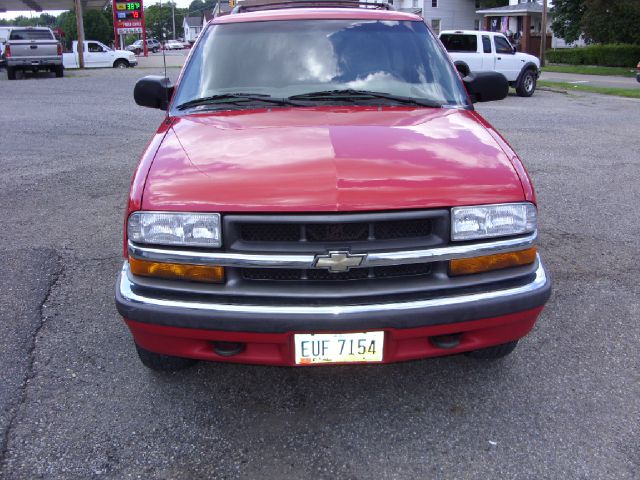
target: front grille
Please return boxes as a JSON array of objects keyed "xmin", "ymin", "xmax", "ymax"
[
  {"xmin": 241, "ymin": 263, "xmax": 432, "ymax": 282},
  {"xmin": 227, "ymin": 211, "xmax": 448, "ymax": 287},
  {"xmin": 307, "ymin": 222, "xmax": 369, "ymax": 242},
  {"xmin": 238, "ymin": 218, "xmax": 432, "ymax": 243},
  {"xmin": 241, "ymin": 223, "xmax": 300, "ymax": 242}
]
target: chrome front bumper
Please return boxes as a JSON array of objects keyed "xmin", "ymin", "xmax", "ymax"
[{"xmin": 115, "ymin": 255, "xmax": 551, "ymax": 333}]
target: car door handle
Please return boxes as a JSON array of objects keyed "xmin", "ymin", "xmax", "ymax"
[
  {"xmin": 497, "ymin": 57, "xmax": 501, "ymax": 60},
  {"xmin": 30, "ymin": 45, "xmax": 37, "ymax": 49}
]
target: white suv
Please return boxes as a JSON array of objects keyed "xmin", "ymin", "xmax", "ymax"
[{"xmin": 439, "ymin": 30, "xmax": 540, "ymax": 97}]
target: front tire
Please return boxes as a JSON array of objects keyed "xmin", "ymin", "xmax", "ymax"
[
  {"xmin": 114, "ymin": 59, "xmax": 129, "ymax": 69},
  {"xmin": 135, "ymin": 344, "xmax": 198, "ymax": 371},
  {"xmin": 516, "ymin": 69, "xmax": 536, "ymax": 97},
  {"xmin": 464, "ymin": 340, "xmax": 519, "ymax": 359},
  {"xmin": 6, "ymin": 66, "xmax": 16, "ymax": 80}
]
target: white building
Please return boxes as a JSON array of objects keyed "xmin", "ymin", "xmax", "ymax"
[
  {"xmin": 183, "ymin": 16, "xmax": 203, "ymax": 43},
  {"xmin": 395, "ymin": 0, "xmax": 481, "ymax": 34}
]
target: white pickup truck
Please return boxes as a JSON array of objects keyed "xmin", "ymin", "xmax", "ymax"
[
  {"xmin": 63, "ymin": 40, "xmax": 137, "ymax": 69},
  {"xmin": 439, "ymin": 30, "xmax": 540, "ymax": 97}
]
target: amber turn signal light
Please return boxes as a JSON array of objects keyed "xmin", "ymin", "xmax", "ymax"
[
  {"xmin": 129, "ymin": 257, "xmax": 225, "ymax": 283},
  {"xmin": 449, "ymin": 247, "xmax": 537, "ymax": 276}
]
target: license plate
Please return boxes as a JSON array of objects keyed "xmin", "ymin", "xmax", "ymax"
[{"xmin": 294, "ymin": 331, "xmax": 384, "ymax": 365}]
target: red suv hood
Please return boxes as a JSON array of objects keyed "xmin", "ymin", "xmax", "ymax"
[{"xmin": 142, "ymin": 107, "xmax": 525, "ymax": 212}]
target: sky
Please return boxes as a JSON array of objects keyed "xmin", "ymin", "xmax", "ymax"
[{"xmin": 0, "ymin": 0, "xmax": 192, "ymax": 20}]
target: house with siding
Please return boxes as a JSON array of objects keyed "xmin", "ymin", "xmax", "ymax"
[
  {"xmin": 394, "ymin": 0, "xmax": 481, "ymax": 34},
  {"xmin": 183, "ymin": 16, "xmax": 203, "ymax": 43}
]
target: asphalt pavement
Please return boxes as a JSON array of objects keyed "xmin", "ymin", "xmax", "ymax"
[
  {"xmin": 135, "ymin": 50, "xmax": 188, "ymax": 69},
  {"xmin": 540, "ymin": 70, "xmax": 640, "ymax": 89},
  {"xmin": 0, "ymin": 68, "xmax": 638, "ymax": 479}
]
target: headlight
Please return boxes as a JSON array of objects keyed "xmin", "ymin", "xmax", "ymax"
[
  {"xmin": 128, "ymin": 212, "xmax": 221, "ymax": 247},
  {"xmin": 451, "ymin": 203, "xmax": 536, "ymax": 241}
]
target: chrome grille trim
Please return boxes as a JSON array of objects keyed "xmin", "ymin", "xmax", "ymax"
[{"xmin": 127, "ymin": 231, "xmax": 537, "ymax": 269}]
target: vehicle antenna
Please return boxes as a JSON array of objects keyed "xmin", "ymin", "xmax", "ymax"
[{"xmin": 160, "ymin": 0, "xmax": 170, "ymax": 123}]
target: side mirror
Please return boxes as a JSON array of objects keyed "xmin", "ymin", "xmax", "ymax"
[
  {"xmin": 512, "ymin": 45, "xmax": 517, "ymax": 53},
  {"xmin": 134, "ymin": 75, "xmax": 174, "ymax": 110},
  {"xmin": 463, "ymin": 71, "xmax": 509, "ymax": 103}
]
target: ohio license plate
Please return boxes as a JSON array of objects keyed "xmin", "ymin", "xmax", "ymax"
[{"xmin": 294, "ymin": 331, "xmax": 384, "ymax": 365}]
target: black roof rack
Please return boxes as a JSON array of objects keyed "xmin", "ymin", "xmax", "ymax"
[{"xmin": 232, "ymin": 1, "xmax": 394, "ymax": 14}]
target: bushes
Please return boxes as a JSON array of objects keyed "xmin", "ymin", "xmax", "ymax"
[{"xmin": 547, "ymin": 44, "xmax": 640, "ymax": 68}]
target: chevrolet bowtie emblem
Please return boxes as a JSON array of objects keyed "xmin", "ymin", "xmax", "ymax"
[{"xmin": 313, "ymin": 251, "xmax": 367, "ymax": 273}]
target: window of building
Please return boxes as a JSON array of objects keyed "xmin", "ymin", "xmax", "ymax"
[
  {"xmin": 474, "ymin": 19, "xmax": 480, "ymax": 31},
  {"xmin": 412, "ymin": 0, "xmax": 418, "ymax": 8},
  {"xmin": 431, "ymin": 18, "xmax": 441, "ymax": 35},
  {"xmin": 432, "ymin": 0, "xmax": 438, "ymax": 7}
]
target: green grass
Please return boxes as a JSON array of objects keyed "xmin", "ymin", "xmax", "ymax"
[
  {"xmin": 538, "ymin": 80, "xmax": 640, "ymax": 99},
  {"xmin": 543, "ymin": 64, "xmax": 636, "ymax": 78}
]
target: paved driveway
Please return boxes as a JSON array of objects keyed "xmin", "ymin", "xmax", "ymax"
[{"xmin": 0, "ymin": 69, "xmax": 638, "ymax": 479}]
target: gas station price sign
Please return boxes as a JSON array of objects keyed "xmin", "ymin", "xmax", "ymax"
[
  {"xmin": 116, "ymin": 2, "xmax": 142, "ymax": 20},
  {"xmin": 113, "ymin": 0, "xmax": 144, "ymax": 34}
]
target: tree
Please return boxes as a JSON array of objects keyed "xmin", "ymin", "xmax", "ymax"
[
  {"xmin": 187, "ymin": 0, "xmax": 217, "ymax": 15},
  {"xmin": 551, "ymin": 0, "xmax": 586, "ymax": 43},
  {"xmin": 552, "ymin": 0, "xmax": 640, "ymax": 44},
  {"xmin": 144, "ymin": 3, "xmax": 180, "ymax": 40},
  {"xmin": 84, "ymin": 10, "xmax": 112, "ymax": 45},
  {"xmin": 581, "ymin": 0, "xmax": 640, "ymax": 44},
  {"xmin": 56, "ymin": 9, "xmax": 112, "ymax": 49},
  {"xmin": 0, "ymin": 14, "xmax": 56, "ymax": 27},
  {"xmin": 103, "ymin": 4, "xmax": 114, "ymax": 34},
  {"xmin": 57, "ymin": 11, "xmax": 77, "ymax": 48},
  {"xmin": 188, "ymin": 0, "xmax": 206, "ymax": 12}
]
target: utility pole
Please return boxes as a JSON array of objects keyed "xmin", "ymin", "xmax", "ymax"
[
  {"xmin": 74, "ymin": 0, "xmax": 85, "ymax": 69},
  {"xmin": 540, "ymin": 0, "xmax": 547, "ymax": 67},
  {"xmin": 171, "ymin": 1, "xmax": 176, "ymax": 40}
]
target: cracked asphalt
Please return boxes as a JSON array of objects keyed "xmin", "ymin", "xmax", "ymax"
[{"xmin": 0, "ymin": 69, "xmax": 638, "ymax": 479}]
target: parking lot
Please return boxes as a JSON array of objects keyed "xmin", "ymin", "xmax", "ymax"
[{"xmin": 0, "ymin": 68, "xmax": 638, "ymax": 479}]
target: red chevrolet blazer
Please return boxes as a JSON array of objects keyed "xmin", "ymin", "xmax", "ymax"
[{"xmin": 116, "ymin": 2, "xmax": 551, "ymax": 370}]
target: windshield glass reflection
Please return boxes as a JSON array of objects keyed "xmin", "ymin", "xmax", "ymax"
[{"xmin": 173, "ymin": 19, "xmax": 468, "ymax": 110}]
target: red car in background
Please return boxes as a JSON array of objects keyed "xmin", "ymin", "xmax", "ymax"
[{"xmin": 116, "ymin": 2, "xmax": 551, "ymax": 371}]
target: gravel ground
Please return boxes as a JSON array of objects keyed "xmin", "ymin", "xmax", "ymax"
[{"xmin": 0, "ymin": 68, "xmax": 638, "ymax": 479}]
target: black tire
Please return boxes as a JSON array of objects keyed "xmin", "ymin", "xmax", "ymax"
[
  {"xmin": 135, "ymin": 344, "xmax": 198, "ymax": 371},
  {"xmin": 516, "ymin": 69, "xmax": 536, "ymax": 97},
  {"xmin": 6, "ymin": 66, "xmax": 16, "ymax": 80},
  {"xmin": 135, "ymin": 48, "xmax": 141, "ymax": 55},
  {"xmin": 54, "ymin": 65, "xmax": 63, "ymax": 78},
  {"xmin": 114, "ymin": 59, "xmax": 129, "ymax": 69},
  {"xmin": 152, "ymin": 47, "xmax": 158, "ymax": 53},
  {"xmin": 464, "ymin": 340, "xmax": 519, "ymax": 359}
]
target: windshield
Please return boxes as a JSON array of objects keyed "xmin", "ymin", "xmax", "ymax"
[
  {"xmin": 172, "ymin": 19, "xmax": 469, "ymax": 112},
  {"xmin": 9, "ymin": 29, "xmax": 54, "ymax": 41}
]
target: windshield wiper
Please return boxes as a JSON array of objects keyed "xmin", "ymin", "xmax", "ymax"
[
  {"xmin": 176, "ymin": 93, "xmax": 299, "ymax": 111},
  {"xmin": 287, "ymin": 89, "xmax": 442, "ymax": 108}
]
